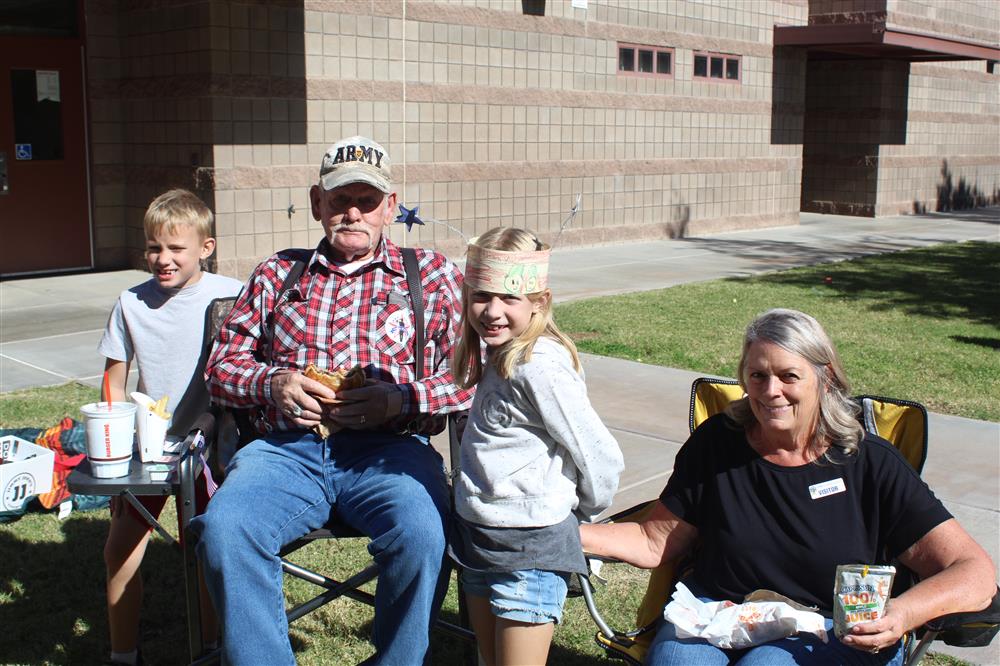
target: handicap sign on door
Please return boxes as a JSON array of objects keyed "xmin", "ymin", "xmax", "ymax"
[{"xmin": 15, "ymin": 144, "xmax": 32, "ymax": 160}]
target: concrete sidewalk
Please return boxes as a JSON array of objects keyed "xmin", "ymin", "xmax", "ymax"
[{"xmin": 2, "ymin": 208, "xmax": 998, "ymax": 663}]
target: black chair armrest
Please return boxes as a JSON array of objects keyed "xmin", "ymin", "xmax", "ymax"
[
  {"xmin": 925, "ymin": 586, "xmax": 1000, "ymax": 648},
  {"xmin": 184, "ymin": 412, "xmax": 216, "ymax": 452},
  {"xmin": 926, "ymin": 586, "xmax": 1000, "ymax": 631}
]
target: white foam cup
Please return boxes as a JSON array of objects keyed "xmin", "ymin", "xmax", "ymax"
[
  {"xmin": 80, "ymin": 402, "xmax": 137, "ymax": 478},
  {"xmin": 131, "ymin": 392, "xmax": 171, "ymax": 463}
]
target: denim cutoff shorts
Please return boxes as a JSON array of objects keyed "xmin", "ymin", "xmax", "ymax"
[{"xmin": 461, "ymin": 568, "xmax": 570, "ymax": 624}]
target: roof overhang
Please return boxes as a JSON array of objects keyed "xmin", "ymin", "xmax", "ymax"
[{"xmin": 774, "ymin": 23, "xmax": 1000, "ymax": 62}]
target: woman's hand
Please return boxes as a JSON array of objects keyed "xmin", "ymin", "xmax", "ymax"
[
  {"xmin": 840, "ymin": 603, "xmax": 911, "ymax": 654},
  {"xmin": 842, "ymin": 518, "xmax": 995, "ymax": 654}
]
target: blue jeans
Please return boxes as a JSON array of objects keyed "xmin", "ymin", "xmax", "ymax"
[
  {"xmin": 646, "ymin": 580, "xmax": 904, "ymax": 666},
  {"xmin": 190, "ymin": 430, "xmax": 451, "ymax": 665},
  {"xmin": 462, "ymin": 569, "xmax": 570, "ymax": 624}
]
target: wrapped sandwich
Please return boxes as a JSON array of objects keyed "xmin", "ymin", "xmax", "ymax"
[{"xmin": 303, "ymin": 364, "xmax": 366, "ymax": 438}]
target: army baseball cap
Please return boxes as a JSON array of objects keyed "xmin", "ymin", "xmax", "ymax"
[{"xmin": 318, "ymin": 136, "xmax": 392, "ymax": 193}]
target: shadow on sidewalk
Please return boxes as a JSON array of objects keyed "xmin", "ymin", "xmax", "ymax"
[{"xmin": 676, "ymin": 230, "xmax": 971, "ymax": 270}]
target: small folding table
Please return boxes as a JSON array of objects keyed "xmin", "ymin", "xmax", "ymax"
[{"xmin": 68, "ymin": 415, "xmax": 214, "ymax": 663}]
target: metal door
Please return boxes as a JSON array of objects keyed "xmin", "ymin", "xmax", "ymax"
[{"xmin": 0, "ymin": 33, "xmax": 91, "ymax": 275}]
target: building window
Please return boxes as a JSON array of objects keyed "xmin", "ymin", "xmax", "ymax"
[
  {"xmin": 618, "ymin": 43, "xmax": 673, "ymax": 78},
  {"xmin": 522, "ymin": 0, "xmax": 545, "ymax": 16},
  {"xmin": 988, "ymin": 60, "xmax": 997, "ymax": 75},
  {"xmin": 694, "ymin": 51, "xmax": 740, "ymax": 83}
]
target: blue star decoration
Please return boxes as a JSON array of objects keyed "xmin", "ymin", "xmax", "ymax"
[{"xmin": 395, "ymin": 204, "xmax": 424, "ymax": 231}]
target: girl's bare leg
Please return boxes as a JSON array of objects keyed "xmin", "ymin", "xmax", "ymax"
[
  {"xmin": 466, "ymin": 593, "xmax": 498, "ymax": 666},
  {"xmin": 496, "ymin": 617, "xmax": 554, "ymax": 666}
]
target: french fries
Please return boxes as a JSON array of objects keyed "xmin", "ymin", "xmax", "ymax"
[{"xmin": 149, "ymin": 395, "xmax": 171, "ymax": 420}]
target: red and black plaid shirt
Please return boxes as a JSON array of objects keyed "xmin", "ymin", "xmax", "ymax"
[{"xmin": 206, "ymin": 237, "xmax": 473, "ymax": 434}]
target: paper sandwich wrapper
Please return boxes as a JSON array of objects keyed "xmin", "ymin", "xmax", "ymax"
[{"xmin": 664, "ymin": 582, "xmax": 828, "ymax": 650}]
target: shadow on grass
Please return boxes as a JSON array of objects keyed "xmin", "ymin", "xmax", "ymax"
[
  {"xmin": 952, "ymin": 335, "xmax": 1000, "ymax": 350},
  {"xmin": 548, "ymin": 643, "xmax": 617, "ymax": 666},
  {"xmin": 670, "ymin": 239, "xmax": 998, "ymax": 330},
  {"xmin": 0, "ymin": 513, "xmax": 627, "ymax": 666},
  {"xmin": 755, "ymin": 242, "xmax": 999, "ymax": 329},
  {"xmin": 0, "ymin": 512, "xmax": 191, "ymax": 665}
]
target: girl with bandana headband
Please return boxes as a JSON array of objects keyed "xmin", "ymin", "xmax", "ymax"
[{"xmin": 451, "ymin": 227, "xmax": 624, "ymax": 666}]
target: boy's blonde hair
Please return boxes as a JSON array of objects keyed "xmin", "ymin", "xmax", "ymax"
[
  {"xmin": 453, "ymin": 227, "xmax": 581, "ymax": 389},
  {"xmin": 143, "ymin": 189, "xmax": 214, "ymax": 240}
]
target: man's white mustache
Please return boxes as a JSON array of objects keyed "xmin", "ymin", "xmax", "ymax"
[{"xmin": 330, "ymin": 224, "xmax": 373, "ymax": 242}]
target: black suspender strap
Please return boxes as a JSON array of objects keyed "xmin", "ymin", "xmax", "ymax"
[
  {"xmin": 279, "ymin": 259, "xmax": 309, "ymax": 297},
  {"xmin": 261, "ymin": 259, "xmax": 307, "ymax": 365},
  {"xmin": 401, "ymin": 247, "xmax": 425, "ymax": 381},
  {"xmin": 241, "ymin": 258, "xmax": 308, "ymax": 440}
]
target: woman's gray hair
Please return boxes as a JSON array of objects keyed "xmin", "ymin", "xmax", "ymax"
[{"xmin": 725, "ymin": 308, "xmax": 863, "ymax": 457}]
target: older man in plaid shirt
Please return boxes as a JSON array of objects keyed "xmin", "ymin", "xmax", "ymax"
[{"xmin": 192, "ymin": 136, "xmax": 473, "ymax": 665}]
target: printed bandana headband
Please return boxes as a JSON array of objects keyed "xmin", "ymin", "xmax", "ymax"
[{"xmin": 465, "ymin": 240, "xmax": 550, "ymax": 295}]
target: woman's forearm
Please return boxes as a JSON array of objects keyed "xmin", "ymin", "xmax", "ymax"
[
  {"xmin": 895, "ymin": 519, "xmax": 997, "ymax": 631},
  {"xmin": 581, "ymin": 521, "xmax": 665, "ymax": 569},
  {"xmin": 581, "ymin": 501, "xmax": 698, "ymax": 569},
  {"xmin": 893, "ymin": 552, "xmax": 997, "ymax": 631}
]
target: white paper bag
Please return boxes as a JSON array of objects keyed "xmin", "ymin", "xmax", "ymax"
[{"xmin": 664, "ymin": 582, "xmax": 828, "ymax": 649}]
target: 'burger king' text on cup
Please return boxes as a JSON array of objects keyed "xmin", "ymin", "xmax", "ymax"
[{"xmin": 80, "ymin": 402, "xmax": 137, "ymax": 479}]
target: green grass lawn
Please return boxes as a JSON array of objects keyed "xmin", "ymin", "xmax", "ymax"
[
  {"xmin": 556, "ymin": 241, "xmax": 1000, "ymax": 422},
  {"xmin": 0, "ymin": 383, "xmax": 649, "ymax": 665}
]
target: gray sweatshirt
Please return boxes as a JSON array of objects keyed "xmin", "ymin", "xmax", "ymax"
[{"xmin": 455, "ymin": 336, "xmax": 624, "ymax": 528}]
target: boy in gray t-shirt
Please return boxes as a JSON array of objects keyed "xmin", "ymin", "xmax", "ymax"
[{"xmin": 97, "ymin": 189, "xmax": 242, "ymax": 665}]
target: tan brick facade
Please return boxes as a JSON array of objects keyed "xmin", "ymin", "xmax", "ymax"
[
  {"xmin": 79, "ymin": 0, "xmax": 998, "ymax": 279},
  {"xmin": 801, "ymin": 0, "xmax": 999, "ymax": 217}
]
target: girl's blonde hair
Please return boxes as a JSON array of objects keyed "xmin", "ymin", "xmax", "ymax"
[{"xmin": 453, "ymin": 227, "xmax": 581, "ymax": 388}]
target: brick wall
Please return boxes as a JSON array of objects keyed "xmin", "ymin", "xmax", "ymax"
[
  {"xmin": 802, "ymin": 0, "xmax": 998, "ymax": 217},
  {"xmin": 877, "ymin": 60, "xmax": 999, "ymax": 215},
  {"xmin": 83, "ymin": 0, "xmax": 994, "ymax": 277},
  {"xmin": 87, "ymin": 0, "xmax": 809, "ymax": 277},
  {"xmin": 878, "ymin": 0, "xmax": 1000, "ymax": 215}
]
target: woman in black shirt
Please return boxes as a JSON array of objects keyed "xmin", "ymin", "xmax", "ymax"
[{"xmin": 581, "ymin": 309, "xmax": 995, "ymax": 665}]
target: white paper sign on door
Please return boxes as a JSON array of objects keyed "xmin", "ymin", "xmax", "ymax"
[{"xmin": 36, "ymin": 70, "xmax": 60, "ymax": 102}]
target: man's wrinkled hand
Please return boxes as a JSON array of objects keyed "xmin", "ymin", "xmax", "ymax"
[
  {"xmin": 270, "ymin": 371, "xmax": 337, "ymax": 426},
  {"xmin": 326, "ymin": 380, "xmax": 403, "ymax": 430}
]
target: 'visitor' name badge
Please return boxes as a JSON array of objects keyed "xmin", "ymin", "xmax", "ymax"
[{"xmin": 808, "ymin": 478, "xmax": 846, "ymax": 500}]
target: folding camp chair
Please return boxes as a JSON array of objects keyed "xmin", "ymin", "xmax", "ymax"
[
  {"xmin": 193, "ymin": 296, "xmax": 475, "ymax": 665},
  {"xmin": 580, "ymin": 377, "xmax": 999, "ymax": 666}
]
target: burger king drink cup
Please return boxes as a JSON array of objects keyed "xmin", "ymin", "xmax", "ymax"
[
  {"xmin": 131, "ymin": 392, "xmax": 170, "ymax": 463},
  {"xmin": 80, "ymin": 402, "xmax": 137, "ymax": 478}
]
